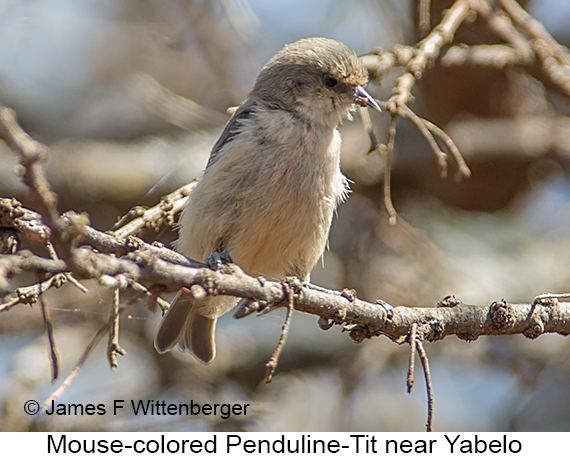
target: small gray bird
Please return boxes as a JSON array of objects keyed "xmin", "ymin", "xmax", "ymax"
[{"xmin": 155, "ymin": 37, "xmax": 380, "ymax": 363}]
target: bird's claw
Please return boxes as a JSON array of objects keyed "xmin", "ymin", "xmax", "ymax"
[{"xmin": 207, "ymin": 249, "xmax": 233, "ymax": 270}]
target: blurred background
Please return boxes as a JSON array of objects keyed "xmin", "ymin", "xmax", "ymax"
[{"xmin": 1, "ymin": 0, "xmax": 570, "ymax": 432}]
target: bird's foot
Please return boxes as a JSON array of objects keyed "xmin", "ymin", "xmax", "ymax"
[{"xmin": 207, "ymin": 249, "xmax": 233, "ymax": 270}]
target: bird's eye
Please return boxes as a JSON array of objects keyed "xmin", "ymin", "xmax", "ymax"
[{"xmin": 323, "ymin": 74, "xmax": 338, "ymax": 88}]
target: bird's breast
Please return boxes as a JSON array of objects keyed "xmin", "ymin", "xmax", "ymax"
[{"xmin": 178, "ymin": 109, "xmax": 347, "ymax": 280}]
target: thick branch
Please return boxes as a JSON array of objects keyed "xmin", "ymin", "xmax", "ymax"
[{"xmin": 2, "ymin": 242, "xmax": 570, "ymax": 344}]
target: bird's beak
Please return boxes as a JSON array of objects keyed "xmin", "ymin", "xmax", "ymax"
[{"xmin": 355, "ymin": 86, "xmax": 381, "ymax": 111}]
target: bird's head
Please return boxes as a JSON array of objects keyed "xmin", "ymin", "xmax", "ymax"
[{"xmin": 253, "ymin": 37, "xmax": 380, "ymax": 129}]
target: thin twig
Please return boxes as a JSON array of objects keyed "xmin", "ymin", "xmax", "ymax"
[
  {"xmin": 359, "ymin": 107, "xmax": 381, "ymax": 154},
  {"xmin": 265, "ymin": 287, "xmax": 296, "ymax": 383},
  {"xmin": 383, "ymin": 114, "xmax": 398, "ymax": 224},
  {"xmin": 131, "ymin": 280, "xmax": 171, "ymax": 312},
  {"xmin": 41, "ymin": 322, "xmax": 110, "ymax": 411},
  {"xmin": 107, "ymin": 288, "xmax": 126, "ymax": 370},
  {"xmin": 0, "ymin": 104, "xmax": 69, "ymax": 260},
  {"xmin": 39, "ymin": 284, "xmax": 60, "ymax": 383},
  {"xmin": 422, "ymin": 118, "xmax": 472, "ymax": 179},
  {"xmin": 484, "ymin": 10, "xmax": 534, "ymax": 63},
  {"xmin": 407, "ymin": 323, "xmax": 418, "ymax": 393},
  {"xmin": 399, "ymin": 0, "xmax": 473, "ymax": 101},
  {"xmin": 0, "ymin": 296, "xmax": 20, "ymax": 313},
  {"xmin": 499, "ymin": 0, "xmax": 570, "ymax": 67},
  {"xmin": 112, "ymin": 181, "xmax": 198, "ymax": 238},
  {"xmin": 533, "ymin": 292, "xmax": 570, "ymax": 305},
  {"xmin": 46, "ymin": 241, "xmax": 88, "ymax": 293},
  {"xmin": 441, "ymin": 43, "xmax": 529, "ymax": 68},
  {"xmin": 0, "ymin": 273, "xmax": 66, "ymax": 309},
  {"xmin": 418, "ymin": 0, "xmax": 432, "ymax": 36},
  {"xmin": 416, "ymin": 339, "xmax": 434, "ymax": 432},
  {"xmin": 40, "ymin": 292, "xmax": 141, "ymax": 410},
  {"xmin": 398, "ymin": 103, "xmax": 449, "ymax": 177}
]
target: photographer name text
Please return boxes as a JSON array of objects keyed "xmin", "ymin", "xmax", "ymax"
[{"xmin": 39, "ymin": 399, "xmax": 249, "ymax": 420}]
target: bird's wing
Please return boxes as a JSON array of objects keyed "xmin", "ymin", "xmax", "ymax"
[{"xmin": 205, "ymin": 101, "xmax": 256, "ymax": 169}]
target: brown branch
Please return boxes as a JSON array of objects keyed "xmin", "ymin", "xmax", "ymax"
[
  {"xmin": 0, "ymin": 254, "xmax": 67, "ymax": 299},
  {"xmin": 397, "ymin": 103, "xmax": 450, "ymax": 177},
  {"xmin": 416, "ymin": 339, "xmax": 434, "ymax": 432},
  {"xmin": 0, "ymin": 104, "xmax": 70, "ymax": 260},
  {"xmin": 131, "ymin": 280, "xmax": 171, "ymax": 312},
  {"xmin": 422, "ymin": 117, "xmax": 471, "ymax": 179},
  {"xmin": 0, "ymin": 197, "xmax": 51, "ymax": 244},
  {"xmin": 107, "ymin": 288, "xmax": 126, "ymax": 370},
  {"xmin": 406, "ymin": 323, "xmax": 418, "ymax": 393},
  {"xmin": 441, "ymin": 44, "xmax": 528, "ymax": 68},
  {"xmin": 533, "ymin": 39, "xmax": 570, "ymax": 98},
  {"xmin": 418, "ymin": 0, "xmax": 432, "ymax": 36},
  {"xmin": 46, "ymin": 242, "xmax": 88, "ymax": 294},
  {"xmin": 40, "ymin": 290, "xmax": 140, "ymax": 410},
  {"xmin": 265, "ymin": 281, "xmax": 297, "ymax": 383},
  {"xmin": 111, "ymin": 181, "xmax": 198, "ymax": 238},
  {"xmin": 4, "ymin": 231, "xmax": 570, "ymax": 343},
  {"xmin": 0, "ymin": 273, "xmax": 67, "ymax": 311},
  {"xmin": 379, "ymin": 101, "xmax": 471, "ymax": 180},
  {"xmin": 360, "ymin": 0, "xmax": 570, "ymax": 196},
  {"xmin": 358, "ymin": 107, "xmax": 381, "ymax": 154},
  {"xmin": 360, "ymin": 1, "xmax": 474, "ymax": 212},
  {"xmin": 499, "ymin": 0, "xmax": 570, "ymax": 67},
  {"xmin": 41, "ymin": 317, "xmax": 116, "ymax": 412},
  {"xmin": 392, "ymin": 0, "xmax": 473, "ymax": 106},
  {"xmin": 383, "ymin": 114, "xmax": 398, "ymax": 224},
  {"xmin": 39, "ymin": 286, "xmax": 60, "ymax": 382},
  {"xmin": 0, "ymin": 196, "xmax": 202, "ymax": 277}
]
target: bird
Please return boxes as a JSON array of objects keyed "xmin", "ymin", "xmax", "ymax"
[{"xmin": 154, "ymin": 37, "xmax": 380, "ymax": 364}]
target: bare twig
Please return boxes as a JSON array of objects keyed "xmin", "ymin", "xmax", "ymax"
[
  {"xmin": 107, "ymin": 288, "xmax": 126, "ymax": 370},
  {"xmin": 265, "ymin": 283, "xmax": 297, "ymax": 383},
  {"xmin": 359, "ymin": 107, "xmax": 381, "ymax": 154},
  {"xmin": 0, "ymin": 197, "xmax": 51, "ymax": 244},
  {"xmin": 0, "ymin": 104, "xmax": 69, "ymax": 260},
  {"xmin": 441, "ymin": 43, "xmax": 528, "ymax": 68},
  {"xmin": 422, "ymin": 118, "xmax": 471, "ymax": 179},
  {"xmin": 112, "ymin": 181, "xmax": 198, "ymax": 238},
  {"xmin": 46, "ymin": 242, "xmax": 88, "ymax": 294},
  {"xmin": 416, "ymin": 339, "xmax": 434, "ymax": 432},
  {"xmin": 533, "ymin": 293, "xmax": 570, "ymax": 305},
  {"xmin": 484, "ymin": 10, "xmax": 534, "ymax": 63},
  {"xmin": 39, "ymin": 286, "xmax": 59, "ymax": 382},
  {"xmin": 397, "ymin": 103, "xmax": 449, "ymax": 177},
  {"xmin": 1, "ymin": 274, "xmax": 67, "ymax": 312},
  {"xmin": 4, "ymin": 240, "xmax": 570, "ymax": 342},
  {"xmin": 401, "ymin": 0, "xmax": 472, "ymax": 102},
  {"xmin": 407, "ymin": 323, "xmax": 418, "ymax": 393},
  {"xmin": 40, "ymin": 291, "xmax": 141, "ymax": 410},
  {"xmin": 383, "ymin": 114, "xmax": 398, "ymax": 224},
  {"xmin": 418, "ymin": 0, "xmax": 432, "ymax": 36},
  {"xmin": 499, "ymin": 0, "xmax": 570, "ymax": 67},
  {"xmin": 131, "ymin": 280, "xmax": 171, "ymax": 312},
  {"xmin": 385, "ymin": 101, "xmax": 471, "ymax": 180},
  {"xmin": 533, "ymin": 40, "xmax": 570, "ymax": 98},
  {"xmin": 41, "ymin": 321, "xmax": 111, "ymax": 412},
  {"xmin": 0, "ymin": 296, "xmax": 20, "ymax": 313}
]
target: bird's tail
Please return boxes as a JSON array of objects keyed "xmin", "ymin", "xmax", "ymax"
[{"xmin": 154, "ymin": 291, "xmax": 217, "ymax": 364}]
